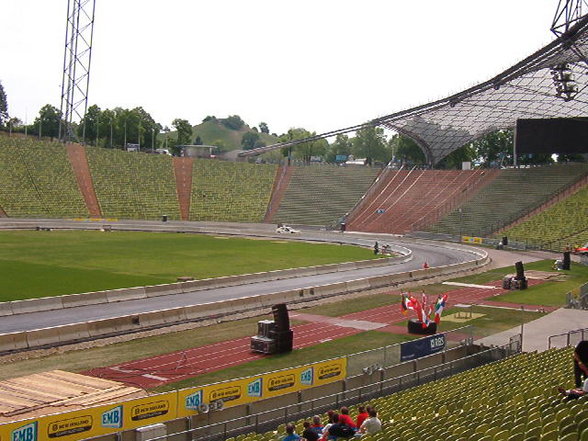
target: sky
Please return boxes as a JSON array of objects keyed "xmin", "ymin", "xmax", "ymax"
[{"xmin": 2, "ymin": 1, "xmax": 561, "ymax": 136}]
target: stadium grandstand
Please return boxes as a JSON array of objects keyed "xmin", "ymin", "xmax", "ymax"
[
  {"xmin": 0, "ymin": 135, "xmax": 586, "ymax": 252},
  {"xmin": 1, "ymin": 2, "xmax": 588, "ymax": 441}
]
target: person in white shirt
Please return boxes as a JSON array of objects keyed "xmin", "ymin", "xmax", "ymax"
[
  {"xmin": 359, "ymin": 409, "xmax": 382, "ymax": 435},
  {"xmin": 558, "ymin": 376, "xmax": 588, "ymax": 401}
]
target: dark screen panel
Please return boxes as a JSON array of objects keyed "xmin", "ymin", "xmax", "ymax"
[{"xmin": 516, "ymin": 118, "xmax": 588, "ymax": 155}]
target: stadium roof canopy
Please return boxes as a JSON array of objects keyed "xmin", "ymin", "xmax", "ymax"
[{"xmin": 239, "ymin": 14, "xmax": 588, "ymax": 165}]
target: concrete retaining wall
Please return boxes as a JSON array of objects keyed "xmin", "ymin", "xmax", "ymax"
[
  {"xmin": 0, "ymin": 255, "xmax": 410, "ymax": 318},
  {"xmin": 0, "ymin": 249, "xmax": 488, "ymax": 353}
]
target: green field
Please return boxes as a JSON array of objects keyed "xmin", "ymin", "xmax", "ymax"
[
  {"xmin": 452, "ymin": 259, "xmax": 588, "ymax": 306},
  {"xmin": 0, "ymin": 230, "xmax": 374, "ymax": 301}
]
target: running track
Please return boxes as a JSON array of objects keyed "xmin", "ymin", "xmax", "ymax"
[{"xmin": 85, "ymin": 280, "xmax": 551, "ymax": 389}]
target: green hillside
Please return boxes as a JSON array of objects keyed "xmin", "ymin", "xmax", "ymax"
[{"xmin": 164, "ymin": 118, "xmax": 279, "ymax": 152}]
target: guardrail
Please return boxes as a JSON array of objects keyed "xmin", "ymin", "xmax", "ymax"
[
  {"xmin": 136, "ymin": 342, "xmax": 519, "ymax": 441},
  {"xmin": 0, "ymin": 254, "xmax": 412, "ymax": 318},
  {"xmin": 548, "ymin": 327, "xmax": 588, "ymax": 349}
]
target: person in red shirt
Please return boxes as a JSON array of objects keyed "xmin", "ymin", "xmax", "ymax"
[
  {"xmin": 338, "ymin": 407, "xmax": 356, "ymax": 428},
  {"xmin": 356, "ymin": 405, "xmax": 369, "ymax": 428}
]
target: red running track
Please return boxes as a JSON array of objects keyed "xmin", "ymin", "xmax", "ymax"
[{"xmin": 85, "ymin": 280, "xmax": 551, "ymax": 389}]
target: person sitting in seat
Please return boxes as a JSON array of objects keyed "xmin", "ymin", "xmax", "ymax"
[
  {"xmin": 310, "ymin": 415, "xmax": 324, "ymax": 435},
  {"xmin": 282, "ymin": 423, "xmax": 301, "ymax": 441},
  {"xmin": 337, "ymin": 407, "xmax": 356, "ymax": 429},
  {"xmin": 359, "ymin": 409, "xmax": 382, "ymax": 435},
  {"xmin": 574, "ymin": 340, "xmax": 588, "ymax": 388},
  {"xmin": 558, "ymin": 376, "xmax": 588, "ymax": 401},
  {"xmin": 323, "ymin": 413, "xmax": 355, "ymax": 440},
  {"xmin": 355, "ymin": 406, "xmax": 369, "ymax": 429},
  {"xmin": 302, "ymin": 421, "xmax": 320, "ymax": 441}
]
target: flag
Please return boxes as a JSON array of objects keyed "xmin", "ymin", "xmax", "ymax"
[
  {"xmin": 401, "ymin": 293, "xmax": 408, "ymax": 315},
  {"xmin": 421, "ymin": 293, "xmax": 432, "ymax": 328},
  {"xmin": 434, "ymin": 294, "xmax": 448, "ymax": 324}
]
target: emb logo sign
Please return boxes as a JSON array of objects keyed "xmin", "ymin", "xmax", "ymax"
[
  {"xmin": 102, "ymin": 405, "xmax": 123, "ymax": 429},
  {"xmin": 11, "ymin": 422, "xmax": 37, "ymax": 441},
  {"xmin": 185, "ymin": 390, "xmax": 204, "ymax": 411},
  {"xmin": 247, "ymin": 378, "xmax": 262, "ymax": 397}
]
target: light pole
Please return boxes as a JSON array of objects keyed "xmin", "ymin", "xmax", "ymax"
[
  {"xmin": 458, "ymin": 208, "xmax": 463, "ymax": 241},
  {"xmin": 152, "ymin": 128, "xmax": 155, "ymax": 153}
]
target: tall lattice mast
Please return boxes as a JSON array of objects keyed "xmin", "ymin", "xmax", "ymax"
[
  {"xmin": 58, "ymin": 0, "xmax": 96, "ymax": 142},
  {"xmin": 551, "ymin": 0, "xmax": 588, "ymax": 36}
]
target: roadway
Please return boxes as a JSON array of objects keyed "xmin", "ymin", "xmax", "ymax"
[{"xmin": 0, "ymin": 220, "xmax": 483, "ymax": 335}]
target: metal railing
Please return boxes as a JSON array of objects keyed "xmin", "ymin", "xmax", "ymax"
[
  {"xmin": 346, "ymin": 326, "xmax": 474, "ymax": 377},
  {"xmin": 141, "ymin": 341, "xmax": 520, "ymax": 441},
  {"xmin": 566, "ymin": 281, "xmax": 588, "ymax": 309},
  {"xmin": 548, "ymin": 327, "xmax": 588, "ymax": 349}
]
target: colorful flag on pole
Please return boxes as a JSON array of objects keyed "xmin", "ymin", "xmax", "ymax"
[{"xmin": 434, "ymin": 294, "xmax": 448, "ymax": 324}]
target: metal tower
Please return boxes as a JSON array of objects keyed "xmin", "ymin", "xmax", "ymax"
[
  {"xmin": 58, "ymin": 0, "xmax": 96, "ymax": 142},
  {"xmin": 551, "ymin": 0, "xmax": 588, "ymax": 36}
]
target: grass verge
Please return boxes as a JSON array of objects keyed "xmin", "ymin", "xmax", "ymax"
[{"xmin": 0, "ymin": 230, "xmax": 374, "ymax": 300}]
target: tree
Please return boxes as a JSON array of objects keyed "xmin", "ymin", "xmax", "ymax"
[
  {"xmin": 241, "ymin": 131, "xmax": 261, "ymax": 150},
  {"xmin": 0, "ymin": 81, "xmax": 8, "ymax": 127},
  {"xmin": 352, "ymin": 125, "xmax": 389, "ymax": 165},
  {"xmin": 33, "ymin": 104, "xmax": 61, "ymax": 140},
  {"xmin": 100, "ymin": 108, "xmax": 116, "ymax": 147},
  {"xmin": 259, "ymin": 122, "xmax": 269, "ymax": 134},
  {"xmin": 221, "ymin": 115, "xmax": 244, "ymax": 130},
  {"xmin": 471, "ymin": 129, "xmax": 513, "ymax": 167},
  {"xmin": 194, "ymin": 135, "xmax": 203, "ymax": 145},
  {"xmin": 437, "ymin": 144, "xmax": 477, "ymax": 169},
  {"xmin": 280, "ymin": 128, "xmax": 327, "ymax": 164},
  {"xmin": 172, "ymin": 118, "xmax": 193, "ymax": 155},
  {"xmin": 390, "ymin": 134, "xmax": 426, "ymax": 165},
  {"xmin": 326, "ymin": 134, "xmax": 352, "ymax": 163},
  {"xmin": 78, "ymin": 104, "xmax": 101, "ymax": 144}
]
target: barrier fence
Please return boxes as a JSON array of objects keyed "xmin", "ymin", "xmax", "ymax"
[
  {"xmin": 548, "ymin": 327, "xmax": 588, "ymax": 349},
  {"xmin": 141, "ymin": 342, "xmax": 520, "ymax": 441},
  {"xmin": 346, "ymin": 326, "xmax": 474, "ymax": 377},
  {"xmin": 566, "ymin": 281, "xmax": 588, "ymax": 309}
]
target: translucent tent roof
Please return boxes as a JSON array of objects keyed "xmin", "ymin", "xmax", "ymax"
[{"xmin": 240, "ymin": 14, "xmax": 588, "ymax": 165}]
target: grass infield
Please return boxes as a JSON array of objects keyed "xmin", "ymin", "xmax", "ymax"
[{"xmin": 0, "ymin": 230, "xmax": 374, "ymax": 301}]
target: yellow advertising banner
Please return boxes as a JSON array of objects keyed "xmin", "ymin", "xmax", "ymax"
[
  {"xmin": 307, "ymin": 358, "xmax": 347, "ymax": 388},
  {"xmin": 121, "ymin": 393, "xmax": 177, "ymax": 430},
  {"xmin": 461, "ymin": 236, "xmax": 483, "ymax": 244},
  {"xmin": 177, "ymin": 377, "xmax": 262, "ymax": 418},
  {"xmin": 177, "ymin": 358, "xmax": 347, "ymax": 417},
  {"xmin": 0, "ymin": 392, "xmax": 178, "ymax": 441}
]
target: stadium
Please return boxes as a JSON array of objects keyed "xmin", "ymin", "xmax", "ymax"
[{"xmin": 1, "ymin": 2, "xmax": 588, "ymax": 441}]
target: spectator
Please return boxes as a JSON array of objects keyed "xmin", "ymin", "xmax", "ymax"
[
  {"xmin": 574, "ymin": 340, "xmax": 588, "ymax": 388},
  {"xmin": 282, "ymin": 423, "xmax": 301, "ymax": 441},
  {"xmin": 356, "ymin": 406, "xmax": 369, "ymax": 428},
  {"xmin": 325, "ymin": 414, "xmax": 355, "ymax": 440},
  {"xmin": 374, "ymin": 241, "xmax": 379, "ymax": 255},
  {"xmin": 320, "ymin": 412, "xmax": 336, "ymax": 441},
  {"xmin": 302, "ymin": 421, "xmax": 319, "ymax": 441},
  {"xmin": 310, "ymin": 415, "xmax": 324, "ymax": 435},
  {"xmin": 359, "ymin": 409, "xmax": 382, "ymax": 435},
  {"xmin": 558, "ymin": 376, "xmax": 588, "ymax": 401},
  {"xmin": 338, "ymin": 407, "xmax": 356, "ymax": 428}
]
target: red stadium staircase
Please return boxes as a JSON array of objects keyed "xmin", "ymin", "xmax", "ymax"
[
  {"xmin": 264, "ymin": 165, "xmax": 294, "ymax": 223},
  {"xmin": 173, "ymin": 157, "xmax": 193, "ymax": 221},
  {"xmin": 66, "ymin": 143, "xmax": 101, "ymax": 217},
  {"xmin": 346, "ymin": 168, "xmax": 499, "ymax": 234}
]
